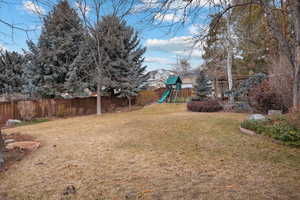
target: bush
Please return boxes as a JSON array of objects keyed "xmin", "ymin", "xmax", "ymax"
[
  {"xmin": 173, "ymin": 97, "xmax": 189, "ymax": 103},
  {"xmin": 240, "ymin": 116, "xmax": 300, "ymax": 147},
  {"xmin": 249, "ymin": 81, "xmax": 288, "ymax": 113},
  {"xmin": 17, "ymin": 101, "xmax": 36, "ymax": 121},
  {"xmin": 240, "ymin": 120, "xmax": 269, "ymax": 134},
  {"xmin": 187, "ymin": 100, "xmax": 222, "ymax": 112},
  {"xmin": 136, "ymin": 90, "xmax": 158, "ymax": 106},
  {"xmin": 190, "ymin": 96, "xmax": 201, "ymax": 101}
]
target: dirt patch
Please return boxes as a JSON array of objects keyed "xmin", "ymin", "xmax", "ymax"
[{"xmin": 0, "ymin": 133, "xmax": 38, "ymax": 172}]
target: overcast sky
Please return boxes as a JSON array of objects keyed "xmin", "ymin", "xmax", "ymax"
[{"xmin": 0, "ymin": 0, "xmax": 214, "ymax": 71}]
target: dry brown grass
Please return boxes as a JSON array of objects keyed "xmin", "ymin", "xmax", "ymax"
[{"xmin": 0, "ymin": 104, "xmax": 299, "ymax": 200}]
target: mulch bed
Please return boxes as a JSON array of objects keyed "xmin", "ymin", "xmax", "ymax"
[{"xmin": 0, "ymin": 133, "xmax": 36, "ymax": 172}]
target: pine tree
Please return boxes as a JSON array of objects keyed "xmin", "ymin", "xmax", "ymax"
[
  {"xmin": 194, "ymin": 70, "xmax": 212, "ymax": 100},
  {"xmin": 0, "ymin": 50, "xmax": 25, "ymax": 95},
  {"xmin": 67, "ymin": 15, "xmax": 149, "ymax": 113},
  {"xmin": 103, "ymin": 15, "xmax": 149, "ymax": 110},
  {"xmin": 25, "ymin": 0, "xmax": 85, "ymax": 98}
]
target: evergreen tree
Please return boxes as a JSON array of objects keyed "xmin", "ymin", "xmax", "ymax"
[
  {"xmin": 103, "ymin": 15, "xmax": 149, "ymax": 110},
  {"xmin": 0, "ymin": 50, "xmax": 25, "ymax": 95},
  {"xmin": 25, "ymin": 0, "xmax": 85, "ymax": 98},
  {"xmin": 194, "ymin": 70, "xmax": 212, "ymax": 100},
  {"xmin": 67, "ymin": 15, "xmax": 149, "ymax": 112}
]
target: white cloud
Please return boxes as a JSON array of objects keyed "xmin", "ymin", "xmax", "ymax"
[
  {"xmin": 75, "ymin": 2, "xmax": 90, "ymax": 15},
  {"xmin": 23, "ymin": 1, "xmax": 45, "ymax": 15},
  {"xmin": 188, "ymin": 24, "xmax": 200, "ymax": 35},
  {"xmin": 188, "ymin": 24, "xmax": 209, "ymax": 35},
  {"xmin": 145, "ymin": 57, "xmax": 174, "ymax": 65},
  {"xmin": 154, "ymin": 13, "xmax": 181, "ymax": 22},
  {"xmin": 145, "ymin": 36, "xmax": 203, "ymax": 59},
  {"xmin": 133, "ymin": 0, "xmax": 220, "ymax": 13},
  {"xmin": 0, "ymin": 44, "xmax": 6, "ymax": 51}
]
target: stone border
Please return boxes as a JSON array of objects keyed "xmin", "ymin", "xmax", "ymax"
[{"xmin": 239, "ymin": 126, "xmax": 257, "ymax": 135}]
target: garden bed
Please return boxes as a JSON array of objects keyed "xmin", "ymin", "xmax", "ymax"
[
  {"xmin": 0, "ymin": 133, "xmax": 39, "ymax": 172},
  {"xmin": 240, "ymin": 114, "xmax": 300, "ymax": 147}
]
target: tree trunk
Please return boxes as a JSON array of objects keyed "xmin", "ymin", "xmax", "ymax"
[
  {"xmin": 293, "ymin": 0, "xmax": 300, "ymax": 110},
  {"xmin": 127, "ymin": 96, "xmax": 132, "ymax": 111},
  {"xmin": 96, "ymin": 83, "xmax": 102, "ymax": 115},
  {"xmin": 226, "ymin": 11, "xmax": 234, "ymax": 104},
  {"xmin": 261, "ymin": 0, "xmax": 299, "ymax": 110},
  {"xmin": 293, "ymin": 54, "xmax": 300, "ymax": 110},
  {"xmin": 0, "ymin": 130, "xmax": 5, "ymax": 167}
]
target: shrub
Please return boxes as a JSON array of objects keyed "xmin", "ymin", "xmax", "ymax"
[
  {"xmin": 241, "ymin": 116, "xmax": 300, "ymax": 147},
  {"xmin": 17, "ymin": 101, "xmax": 36, "ymax": 121},
  {"xmin": 136, "ymin": 90, "xmax": 158, "ymax": 106},
  {"xmin": 187, "ymin": 100, "xmax": 222, "ymax": 112},
  {"xmin": 249, "ymin": 80, "xmax": 288, "ymax": 113},
  {"xmin": 190, "ymin": 96, "xmax": 201, "ymax": 101},
  {"xmin": 240, "ymin": 120, "xmax": 269, "ymax": 134},
  {"xmin": 173, "ymin": 97, "xmax": 189, "ymax": 103}
]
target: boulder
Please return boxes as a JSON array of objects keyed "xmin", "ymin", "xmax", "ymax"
[
  {"xmin": 6, "ymin": 141, "xmax": 40, "ymax": 151},
  {"xmin": 248, "ymin": 114, "xmax": 266, "ymax": 121},
  {"xmin": 268, "ymin": 110, "xmax": 282, "ymax": 116},
  {"xmin": 5, "ymin": 119, "xmax": 22, "ymax": 127},
  {"xmin": 4, "ymin": 139, "xmax": 15, "ymax": 144}
]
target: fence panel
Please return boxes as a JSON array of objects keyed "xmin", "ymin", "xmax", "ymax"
[{"xmin": 0, "ymin": 96, "xmax": 129, "ymax": 125}]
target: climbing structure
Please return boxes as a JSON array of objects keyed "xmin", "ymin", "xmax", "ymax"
[{"xmin": 158, "ymin": 76, "xmax": 182, "ymax": 103}]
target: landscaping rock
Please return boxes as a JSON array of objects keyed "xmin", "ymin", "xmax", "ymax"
[
  {"xmin": 6, "ymin": 141, "xmax": 40, "ymax": 151},
  {"xmin": 5, "ymin": 119, "xmax": 22, "ymax": 127},
  {"xmin": 248, "ymin": 114, "xmax": 266, "ymax": 121},
  {"xmin": 4, "ymin": 139, "xmax": 15, "ymax": 144},
  {"xmin": 268, "ymin": 110, "xmax": 282, "ymax": 116},
  {"xmin": 239, "ymin": 126, "xmax": 257, "ymax": 135}
]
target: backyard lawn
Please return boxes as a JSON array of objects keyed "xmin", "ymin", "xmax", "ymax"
[{"xmin": 0, "ymin": 104, "xmax": 299, "ymax": 200}]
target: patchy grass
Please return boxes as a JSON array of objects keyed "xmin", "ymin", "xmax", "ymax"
[{"xmin": 0, "ymin": 104, "xmax": 299, "ymax": 200}]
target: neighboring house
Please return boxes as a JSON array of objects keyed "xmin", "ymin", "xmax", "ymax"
[
  {"xmin": 147, "ymin": 69, "xmax": 176, "ymax": 89},
  {"xmin": 181, "ymin": 77, "xmax": 195, "ymax": 89},
  {"xmin": 181, "ymin": 70, "xmax": 198, "ymax": 89},
  {"xmin": 147, "ymin": 69, "xmax": 201, "ymax": 89}
]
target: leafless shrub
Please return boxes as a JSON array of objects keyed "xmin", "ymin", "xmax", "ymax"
[
  {"xmin": 17, "ymin": 101, "xmax": 36, "ymax": 121},
  {"xmin": 268, "ymin": 53, "xmax": 293, "ymax": 109}
]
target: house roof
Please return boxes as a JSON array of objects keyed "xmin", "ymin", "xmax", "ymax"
[{"xmin": 165, "ymin": 76, "xmax": 182, "ymax": 85}]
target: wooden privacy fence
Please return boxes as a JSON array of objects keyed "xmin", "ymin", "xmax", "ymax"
[
  {"xmin": 0, "ymin": 96, "xmax": 130, "ymax": 125},
  {"xmin": 154, "ymin": 88, "xmax": 193, "ymax": 99},
  {"xmin": 0, "ymin": 88, "xmax": 193, "ymax": 125},
  {"xmin": 136, "ymin": 88, "xmax": 194, "ymax": 105}
]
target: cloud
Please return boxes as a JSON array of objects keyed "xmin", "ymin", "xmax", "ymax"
[
  {"xmin": 75, "ymin": 2, "xmax": 90, "ymax": 15},
  {"xmin": 188, "ymin": 24, "xmax": 209, "ymax": 35},
  {"xmin": 154, "ymin": 13, "xmax": 181, "ymax": 22},
  {"xmin": 145, "ymin": 57, "xmax": 174, "ymax": 65},
  {"xmin": 0, "ymin": 44, "xmax": 6, "ymax": 51},
  {"xmin": 145, "ymin": 36, "xmax": 203, "ymax": 59},
  {"xmin": 133, "ymin": 0, "xmax": 219, "ymax": 13},
  {"xmin": 23, "ymin": 1, "xmax": 45, "ymax": 15},
  {"xmin": 188, "ymin": 24, "xmax": 200, "ymax": 35}
]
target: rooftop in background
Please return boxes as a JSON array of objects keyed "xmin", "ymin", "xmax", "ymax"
[{"xmin": 165, "ymin": 76, "xmax": 182, "ymax": 85}]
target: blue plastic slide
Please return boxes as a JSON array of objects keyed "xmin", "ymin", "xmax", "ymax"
[{"xmin": 158, "ymin": 89, "xmax": 171, "ymax": 103}]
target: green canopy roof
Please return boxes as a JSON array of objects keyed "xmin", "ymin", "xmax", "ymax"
[{"xmin": 165, "ymin": 76, "xmax": 182, "ymax": 85}]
